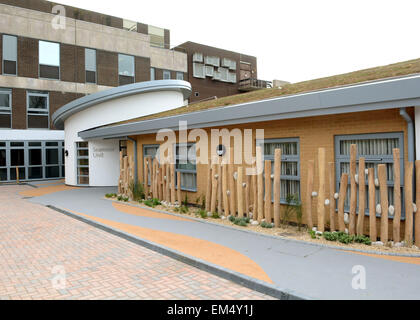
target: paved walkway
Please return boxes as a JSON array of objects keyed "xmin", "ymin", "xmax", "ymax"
[
  {"xmin": 0, "ymin": 185, "xmax": 272, "ymax": 300},
  {"xmin": 17, "ymin": 183, "xmax": 420, "ymax": 299}
]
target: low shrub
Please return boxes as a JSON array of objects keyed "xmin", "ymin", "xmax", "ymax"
[
  {"xmin": 197, "ymin": 209, "xmax": 207, "ymax": 218},
  {"xmin": 261, "ymin": 221, "xmax": 273, "ymax": 229},
  {"xmin": 228, "ymin": 215, "xmax": 236, "ymax": 223},
  {"xmin": 231, "ymin": 217, "xmax": 249, "ymax": 227},
  {"xmin": 173, "ymin": 207, "xmax": 180, "ymax": 213},
  {"xmin": 180, "ymin": 206, "xmax": 189, "ymax": 214},
  {"xmin": 354, "ymin": 235, "xmax": 372, "ymax": 246},
  {"xmin": 323, "ymin": 232, "xmax": 339, "ymax": 242},
  {"xmin": 130, "ymin": 181, "xmax": 145, "ymax": 202},
  {"xmin": 309, "ymin": 230, "xmax": 317, "ymax": 239},
  {"xmin": 143, "ymin": 200, "xmax": 154, "ymax": 208},
  {"xmin": 117, "ymin": 195, "xmax": 123, "ymax": 201},
  {"xmin": 122, "ymin": 197, "xmax": 129, "ymax": 202},
  {"xmin": 152, "ymin": 198, "xmax": 161, "ymax": 206},
  {"xmin": 211, "ymin": 212, "xmax": 220, "ymax": 219}
]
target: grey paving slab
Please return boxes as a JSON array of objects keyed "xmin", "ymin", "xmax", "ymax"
[{"xmin": 30, "ymin": 187, "xmax": 420, "ymax": 300}]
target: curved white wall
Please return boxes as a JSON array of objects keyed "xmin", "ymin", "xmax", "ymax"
[{"xmin": 64, "ymin": 90, "xmax": 185, "ymax": 186}]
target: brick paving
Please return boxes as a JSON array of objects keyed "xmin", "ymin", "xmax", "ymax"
[{"xmin": 0, "ymin": 185, "xmax": 274, "ymax": 300}]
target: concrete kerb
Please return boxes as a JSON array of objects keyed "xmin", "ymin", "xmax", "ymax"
[
  {"xmin": 46, "ymin": 205, "xmax": 313, "ymax": 301},
  {"xmin": 109, "ymin": 199, "xmax": 420, "ymax": 258}
]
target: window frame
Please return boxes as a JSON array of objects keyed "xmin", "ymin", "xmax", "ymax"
[
  {"xmin": 176, "ymin": 72, "xmax": 184, "ymax": 80},
  {"xmin": 85, "ymin": 48, "xmax": 97, "ymax": 84},
  {"xmin": 2, "ymin": 34, "xmax": 17, "ymax": 76},
  {"xmin": 76, "ymin": 141, "xmax": 89, "ymax": 186},
  {"xmin": 0, "ymin": 89, "xmax": 12, "ymax": 129},
  {"xmin": 174, "ymin": 143, "xmax": 197, "ymax": 192},
  {"xmin": 256, "ymin": 137, "xmax": 301, "ymax": 204},
  {"xmin": 193, "ymin": 63, "xmax": 205, "ymax": 79},
  {"xmin": 150, "ymin": 67, "xmax": 155, "ymax": 81},
  {"xmin": 118, "ymin": 53, "xmax": 135, "ymax": 85},
  {"xmin": 142, "ymin": 144, "xmax": 160, "ymax": 186},
  {"xmin": 26, "ymin": 91, "xmax": 49, "ymax": 130},
  {"xmin": 38, "ymin": 40, "xmax": 60, "ymax": 80},
  {"xmin": 163, "ymin": 70, "xmax": 171, "ymax": 80},
  {"xmin": 334, "ymin": 132, "xmax": 405, "ymax": 218}
]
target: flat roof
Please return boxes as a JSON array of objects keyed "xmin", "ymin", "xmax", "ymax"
[
  {"xmin": 52, "ymin": 80, "xmax": 191, "ymax": 130},
  {"xmin": 79, "ymin": 74, "xmax": 420, "ymax": 140}
]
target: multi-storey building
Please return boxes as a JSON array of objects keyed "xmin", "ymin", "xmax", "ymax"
[{"xmin": 0, "ymin": 0, "xmax": 188, "ymax": 182}]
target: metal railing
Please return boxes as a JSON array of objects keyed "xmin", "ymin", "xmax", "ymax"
[{"xmin": 239, "ymin": 78, "xmax": 273, "ymax": 91}]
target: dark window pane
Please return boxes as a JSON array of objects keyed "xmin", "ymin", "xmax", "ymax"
[
  {"xmin": 78, "ymin": 167, "xmax": 89, "ymax": 176},
  {"xmin": 0, "ymin": 114, "xmax": 11, "ymax": 128},
  {"xmin": 28, "ymin": 95, "xmax": 47, "ymax": 110},
  {"xmin": 0, "ymin": 168, "xmax": 6, "ymax": 181},
  {"xmin": 3, "ymin": 60, "xmax": 16, "ymax": 75},
  {"xmin": 46, "ymin": 149, "xmax": 58, "ymax": 165},
  {"xmin": 0, "ymin": 93, "xmax": 10, "ymax": 108},
  {"xmin": 28, "ymin": 167, "xmax": 42, "ymax": 179},
  {"xmin": 39, "ymin": 65, "xmax": 59, "ymax": 79},
  {"xmin": 46, "ymin": 142, "xmax": 58, "ymax": 146},
  {"xmin": 78, "ymin": 158, "xmax": 89, "ymax": 166},
  {"xmin": 11, "ymin": 149, "xmax": 24, "ymax": 166},
  {"xmin": 0, "ymin": 142, "xmax": 5, "ymax": 147},
  {"xmin": 29, "ymin": 149, "xmax": 42, "ymax": 165},
  {"xmin": 28, "ymin": 115, "xmax": 49, "ymax": 129},
  {"xmin": 10, "ymin": 167, "xmax": 25, "ymax": 180},
  {"xmin": 77, "ymin": 142, "xmax": 88, "ymax": 148},
  {"xmin": 78, "ymin": 176, "xmax": 89, "ymax": 185},
  {"xmin": 11, "ymin": 142, "xmax": 23, "ymax": 147},
  {"xmin": 46, "ymin": 166, "xmax": 59, "ymax": 178},
  {"xmin": 119, "ymin": 75, "xmax": 134, "ymax": 86},
  {"xmin": 0, "ymin": 149, "xmax": 6, "ymax": 166},
  {"xmin": 61, "ymin": 166, "xmax": 65, "ymax": 177},
  {"xmin": 29, "ymin": 142, "xmax": 41, "ymax": 147},
  {"xmin": 78, "ymin": 149, "xmax": 88, "ymax": 157},
  {"xmin": 86, "ymin": 71, "xmax": 96, "ymax": 83}
]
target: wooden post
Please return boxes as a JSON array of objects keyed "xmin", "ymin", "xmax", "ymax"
[
  {"xmin": 306, "ymin": 160, "xmax": 315, "ymax": 230},
  {"xmin": 349, "ymin": 144, "xmax": 357, "ymax": 235},
  {"xmin": 404, "ymin": 161, "xmax": 414, "ymax": 245},
  {"xmin": 252, "ymin": 168, "xmax": 258, "ymax": 220},
  {"xmin": 16, "ymin": 167, "xmax": 19, "ymax": 184},
  {"xmin": 210, "ymin": 159, "xmax": 218, "ymax": 214},
  {"xmin": 177, "ymin": 171, "xmax": 181, "ymax": 205},
  {"xmin": 143, "ymin": 157, "xmax": 149, "ymax": 198},
  {"xmin": 166, "ymin": 163, "xmax": 171, "ymax": 203},
  {"xmin": 217, "ymin": 161, "xmax": 223, "ymax": 213},
  {"xmin": 328, "ymin": 162, "xmax": 336, "ymax": 232},
  {"xmin": 205, "ymin": 163, "xmax": 212, "ymax": 212},
  {"xmin": 338, "ymin": 173, "xmax": 348, "ymax": 232},
  {"xmin": 171, "ymin": 163, "xmax": 176, "ymax": 204},
  {"xmin": 158, "ymin": 165, "xmax": 163, "ymax": 201},
  {"xmin": 245, "ymin": 174, "xmax": 251, "ymax": 216},
  {"xmin": 257, "ymin": 146, "xmax": 264, "ymax": 222},
  {"xmin": 368, "ymin": 168, "xmax": 377, "ymax": 242},
  {"xmin": 152, "ymin": 159, "xmax": 156, "ymax": 199},
  {"xmin": 415, "ymin": 160, "xmax": 420, "ymax": 247},
  {"xmin": 264, "ymin": 160, "xmax": 272, "ymax": 224},
  {"xmin": 273, "ymin": 149, "xmax": 282, "ymax": 228},
  {"xmin": 356, "ymin": 157, "xmax": 366, "ymax": 236},
  {"xmin": 237, "ymin": 166, "xmax": 244, "ymax": 218},
  {"xmin": 124, "ymin": 156, "xmax": 129, "ymax": 195},
  {"xmin": 317, "ymin": 148, "xmax": 326, "ymax": 232},
  {"xmin": 229, "ymin": 147, "xmax": 237, "ymax": 215},
  {"xmin": 222, "ymin": 164, "xmax": 229, "ymax": 216},
  {"xmin": 393, "ymin": 149, "xmax": 402, "ymax": 242},
  {"xmin": 162, "ymin": 163, "xmax": 166, "ymax": 201},
  {"xmin": 378, "ymin": 164, "xmax": 389, "ymax": 243}
]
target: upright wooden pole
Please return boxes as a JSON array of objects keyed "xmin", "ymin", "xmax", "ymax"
[
  {"xmin": 416, "ymin": 160, "xmax": 420, "ymax": 247},
  {"xmin": 237, "ymin": 166, "xmax": 244, "ymax": 218},
  {"xmin": 171, "ymin": 163, "xmax": 176, "ymax": 204},
  {"xmin": 337, "ymin": 173, "xmax": 348, "ymax": 232},
  {"xmin": 245, "ymin": 174, "xmax": 251, "ymax": 216},
  {"xmin": 177, "ymin": 171, "xmax": 181, "ymax": 205},
  {"xmin": 222, "ymin": 164, "xmax": 229, "ymax": 216},
  {"xmin": 252, "ymin": 168, "xmax": 258, "ymax": 220},
  {"xmin": 144, "ymin": 157, "xmax": 149, "ymax": 198},
  {"xmin": 393, "ymin": 149, "xmax": 401, "ymax": 242},
  {"xmin": 162, "ymin": 163, "xmax": 166, "ymax": 201},
  {"xmin": 256, "ymin": 146, "xmax": 264, "ymax": 223},
  {"xmin": 273, "ymin": 149, "xmax": 282, "ymax": 228},
  {"xmin": 211, "ymin": 160, "xmax": 218, "ymax": 214},
  {"xmin": 217, "ymin": 161, "xmax": 223, "ymax": 214},
  {"xmin": 229, "ymin": 146, "xmax": 237, "ymax": 215},
  {"xmin": 16, "ymin": 167, "xmax": 19, "ymax": 184},
  {"xmin": 404, "ymin": 161, "xmax": 414, "ymax": 245},
  {"xmin": 153, "ymin": 159, "xmax": 158, "ymax": 198},
  {"xmin": 306, "ymin": 160, "xmax": 315, "ymax": 229},
  {"xmin": 349, "ymin": 144, "xmax": 357, "ymax": 235},
  {"xmin": 378, "ymin": 164, "xmax": 389, "ymax": 243},
  {"xmin": 205, "ymin": 162, "xmax": 212, "ymax": 212},
  {"xmin": 368, "ymin": 168, "xmax": 377, "ymax": 241},
  {"xmin": 317, "ymin": 148, "xmax": 326, "ymax": 232},
  {"xmin": 328, "ymin": 162, "xmax": 336, "ymax": 231},
  {"xmin": 356, "ymin": 157, "xmax": 366, "ymax": 236},
  {"xmin": 264, "ymin": 160, "xmax": 272, "ymax": 224},
  {"xmin": 158, "ymin": 165, "xmax": 163, "ymax": 201}
]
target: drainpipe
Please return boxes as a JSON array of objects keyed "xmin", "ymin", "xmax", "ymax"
[
  {"xmin": 127, "ymin": 137, "xmax": 138, "ymax": 183},
  {"xmin": 400, "ymin": 108, "xmax": 416, "ymax": 243}
]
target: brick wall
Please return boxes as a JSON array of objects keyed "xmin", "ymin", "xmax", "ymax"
[
  {"xmin": 17, "ymin": 37, "xmax": 38, "ymax": 78},
  {"xmin": 49, "ymin": 91, "xmax": 84, "ymax": 129},
  {"xmin": 0, "ymin": 34, "xmax": 2, "ymax": 74},
  {"xmin": 97, "ymin": 50, "xmax": 118, "ymax": 87},
  {"xmin": 60, "ymin": 44, "xmax": 77, "ymax": 82},
  {"xmin": 11, "ymin": 88, "xmax": 26, "ymax": 129},
  {"xmin": 76, "ymin": 47, "xmax": 85, "ymax": 83},
  {"xmin": 135, "ymin": 57, "xmax": 151, "ymax": 83}
]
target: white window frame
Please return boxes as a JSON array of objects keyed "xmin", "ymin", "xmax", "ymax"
[
  {"xmin": 0, "ymin": 89, "xmax": 12, "ymax": 128},
  {"xmin": 163, "ymin": 70, "xmax": 171, "ymax": 80},
  {"xmin": 174, "ymin": 143, "xmax": 197, "ymax": 192},
  {"xmin": 2, "ymin": 34, "xmax": 17, "ymax": 76},
  {"xmin": 26, "ymin": 92, "xmax": 49, "ymax": 130},
  {"xmin": 118, "ymin": 54, "xmax": 135, "ymax": 77},
  {"xmin": 193, "ymin": 63, "xmax": 205, "ymax": 79},
  {"xmin": 176, "ymin": 72, "xmax": 184, "ymax": 80},
  {"xmin": 38, "ymin": 40, "xmax": 60, "ymax": 80}
]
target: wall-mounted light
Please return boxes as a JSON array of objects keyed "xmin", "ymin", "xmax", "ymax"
[{"xmin": 65, "ymin": 150, "xmax": 69, "ymax": 157}]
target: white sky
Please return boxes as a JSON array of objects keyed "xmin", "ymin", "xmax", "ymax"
[{"xmin": 55, "ymin": 0, "xmax": 420, "ymax": 83}]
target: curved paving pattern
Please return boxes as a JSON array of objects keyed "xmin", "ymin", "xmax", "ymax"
[
  {"xmin": 19, "ymin": 184, "xmax": 78, "ymax": 198},
  {"xmin": 112, "ymin": 202, "xmax": 193, "ymax": 222}
]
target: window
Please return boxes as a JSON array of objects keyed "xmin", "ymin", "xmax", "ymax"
[
  {"xmin": 10, "ymin": 141, "xmax": 25, "ymax": 180},
  {"xmin": 2, "ymin": 35, "xmax": 17, "ymax": 75},
  {"xmin": 148, "ymin": 25, "xmax": 165, "ymax": 48},
  {"xmin": 205, "ymin": 56, "xmax": 220, "ymax": 67},
  {"xmin": 193, "ymin": 53, "xmax": 203, "ymax": 63},
  {"xmin": 175, "ymin": 143, "xmax": 197, "ymax": 191},
  {"xmin": 27, "ymin": 92, "xmax": 49, "ymax": 129},
  {"xmin": 76, "ymin": 142, "xmax": 89, "ymax": 185},
  {"xmin": 39, "ymin": 41, "xmax": 60, "ymax": 79},
  {"xmin": 123, "ymin": 19, "xmax": 137, "ymax": 32},
  {"xmin": 85, "ymin": 48, "xmax": 96, "ymax": 84},
  {"xmin": 205, "ymin": 65, "xmax": 214, "ymax": 77},
  {"xmin": 218, "ymin": 67, "xmax": 229, "ymax": 82},
  {"xmin": 257, "ymin": 138, "xmax": 301, "ymax": 202},
  {"xmin": 143, "ymin": 144, "xmax": 159, "ymax": 185},
  {"xmin": 0, "ymin": 89, "xmax": 11, "ymax": 128},
  {"xmin": 176, "ymin": 72, "xmax": 184, "ymax": 80},
  {"xmin": 228, "ymin": 72, "xmax": 237, "ymax": 83},
  {"xmin": 150, "ymin": 67, "xmax": 155, "ymax": 81},
  {"xmin": 193, "ymin": 63, "xmax": 205, "ymax": 79},
  {"xmin": 0, "ymin": 142, "xmax": 6, "ymax": 181},
  {"xmin": 335, "ymin": 132, "xmax": 404, "ymax": 217},
  {"xmin": 222, "ymin": 58, "xmax": 236, "ymax": 70},
  {"xmin": 118, "ymin": 54, "xmax": 135, "ymax": 85},
  {"xmin": 163, "ymin": 70, "xmax": 171, "ymax": 80}
]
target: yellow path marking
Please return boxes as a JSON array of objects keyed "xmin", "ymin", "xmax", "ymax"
[
  {"xmin": 343, "ymin": 250, "xmax": 420, "ymax": 265},
  {"xmin": 33, "ymin": 180, "xmax": 65, "ymax": 187},
  {"xmin": 66, "ymin": 209, "xmax": 273, "ymax": 284},
  {"xmin": 112, "ymin": 202, "xmax": 193, "ymax": 222},
  {"xmin": 20, "ymin": 184, "xmax": 78, "ymax": 197}
]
